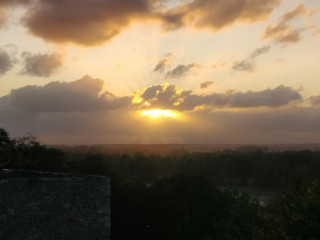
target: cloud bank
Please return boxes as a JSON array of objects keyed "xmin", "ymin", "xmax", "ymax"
[
  {"xmin": 0, "ymin": 75, "xmax": 131, "ymax": 112},
  {"xmin": 135, "ymin": 83, "xmax": 302, "ymax": 111},
  {"xmin": 0, "ymin": 76, "xmax": 319, "ymax": 144}
]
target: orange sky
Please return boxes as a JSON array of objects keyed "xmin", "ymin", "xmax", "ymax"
[{"xmin": 0, "ymin": 0, "xmax": 320, "ymax": 144}]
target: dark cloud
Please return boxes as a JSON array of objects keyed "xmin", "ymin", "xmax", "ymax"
[
  {"xmin": 0, "ymin": 75, "xmax": 131, "ymax": 112},
  {"xmin": 158, "ymin": 11, "xmax": 185, "ymax": 31},
  {"xmin": 309, "ymin": 95, "xmax": 320, "ymax": 107},
  {"xmin": 0, "ymin": 48, "xmax": 13, "ymax": 76},
  {"xmin": 233, "ymin": 46, "xmax": 270, "ymax": 72},
  {"xmin": 13, "ymin": 0, "xmax": 280, "ymax": 46},
  {"xmin": 262, "ymin": 4, "xmax": 315, "ymax": 44},
  {"xmin": 20, "ymin": 52, "xmax": 63, "ymax": 77},
  {"xmin": 200, "ymin": 81, "xmax": 214, "ymax": 89},
  {"xmin": 136, "ymin": 84, "xmax": 302, "ymax": 111},
  {"xmin": 22, "ymin": 0, "xmax": 151, "ymax": 46},
  {"xmin": 166, "ymin": 63, "xmax": 200, "ymax": 79}
]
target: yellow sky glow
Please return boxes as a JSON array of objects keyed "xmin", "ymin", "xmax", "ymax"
[{"xmin": 141, "ymin": 109, "xmax": 178, "ymax": 118}]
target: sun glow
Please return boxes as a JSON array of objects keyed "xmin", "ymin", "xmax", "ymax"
[{"xmin": 141, "ymin": 109, "xmax": 178, "ymax": 118}]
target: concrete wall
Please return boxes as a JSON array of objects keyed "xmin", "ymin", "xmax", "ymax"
[{"xmin": 0, "ymin": 170, "xmax": 110, "ymax": 240}]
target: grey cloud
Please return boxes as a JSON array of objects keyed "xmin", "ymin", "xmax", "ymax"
[
  {"xmin": 137, "ymin": 84, "xmax": 302, "ymax": 111},
  {"xmin": 0, "ymin": 75, "xmax": 131, "ymax": 113},
  {"xmin": 200, "ymin": 81, "xmax": 214, "ymax": 89},
  {"xmin": 229, "ymin": 85, "xmax": 302, "ymax": 108},
  {"xmin": 160, "ymin": 0, "xmax": 280, "ymax": 32},
  {"xmin": 309, "ymin": 95, "xmax": 320, "ymax": 106},
  {"xmin": 166, "ymin": 63, "xmax": 200, "ymax": 79},
  {"xmin": 20, "ymin": 52, "xmax": 63, "ymax": 77},
  {"xmin": 0, "ymin": 48, "xmax": 13, "ymax": 76}
]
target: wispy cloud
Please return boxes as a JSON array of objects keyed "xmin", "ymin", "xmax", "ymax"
[
  {"xmin": 0, "ymin": 0, "xmax": 30, "ymax": 28},
  {"xmin": 154, "ymin": 53, "xmax": 172, "ymax": 73},
  {"xmin": 232, "ymin": 46, "xmax": 270, "ymax": 72},
  {"xmin": 262, "ymin": 4, "xmax": 318, "ymax": 44},
  {"xmin": 166, "ymin": 63, "xmax": 201, "ymax": 79},
  {"xmin": 20, "ymin": 52, "xmax": 63, "ymax": 77}
]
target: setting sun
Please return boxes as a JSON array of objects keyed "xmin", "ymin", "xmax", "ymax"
[{"xmin": 141, "ymin": 109, "xmax": 178, "ymax": 118}]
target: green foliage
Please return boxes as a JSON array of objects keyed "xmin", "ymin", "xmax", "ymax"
[
  {"xmin": 0, "ymin": 127, "xmax": 9, "ymax": 139},
  {"xmin": 261, "ymin": 178, "xmax": 320, "ymax": 240},
  {"xmin": 0, "ymin": 128, "xmax": 15, "ymax": 166},
  {"xmin": 0, "ymin": 129, "xmax": 66, "ymax": 171}
]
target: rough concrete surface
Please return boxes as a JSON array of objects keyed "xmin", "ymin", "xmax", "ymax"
[{"xmin": 0, "ymin": 170, "xmax": 110, "ymax": 240}]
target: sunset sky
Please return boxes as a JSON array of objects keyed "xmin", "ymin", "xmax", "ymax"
[{"xmin": 0, "ymin": 0, "xmax": 320, "ymax": 144}]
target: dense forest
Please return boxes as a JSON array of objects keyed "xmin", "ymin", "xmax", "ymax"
[{"xmin": 1, "ymin": 128, "xmax": 320, "ymax": 240}]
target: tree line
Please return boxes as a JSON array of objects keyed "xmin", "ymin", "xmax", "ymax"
[{"xmin": 1, "ymin": 128, "xmax": 320, "ymax": 240}]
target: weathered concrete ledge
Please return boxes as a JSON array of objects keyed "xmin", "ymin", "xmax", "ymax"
[{"xmin": 0, "ymin": 170, "xmax": 110, "ymax": 240}]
